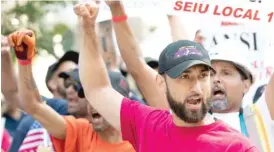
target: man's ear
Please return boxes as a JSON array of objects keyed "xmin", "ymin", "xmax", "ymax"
[
  {"xmin": 243, "ymin": 79, "xmax": 252, "ymax": 94},
  {"xmin": 156, "ymin": 74, "xmax": 166, "ymax": 93}
]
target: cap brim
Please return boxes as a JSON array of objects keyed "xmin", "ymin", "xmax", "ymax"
[
  {"xmin": 166, "ymin": 60, "xmax": 214, "ymax": 79},
  {"xmin": 211, "ymin": 59, "xmax": 254, "ymax": 83}
]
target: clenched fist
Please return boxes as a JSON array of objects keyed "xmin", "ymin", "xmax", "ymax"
[
  {"xmin": 74, "ymin": 1, "xmax": 99, "ymax": 29},
  {"xmin": 8, "ymin": 29, "xmax": 36, "ymax": 62}
]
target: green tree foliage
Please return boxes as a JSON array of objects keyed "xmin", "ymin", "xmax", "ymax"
[{"xmin": 1, "ymin": 1, "xmax": 76, "ymax": 59}]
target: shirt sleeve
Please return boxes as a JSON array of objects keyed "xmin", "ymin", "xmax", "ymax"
[
  {"xmin": 120, "ymin": 98, "xmax": 167, "ymax": 150},
  {"xmin": 50, "ymin": 116, "xmax": 93, "ymax": 152}
]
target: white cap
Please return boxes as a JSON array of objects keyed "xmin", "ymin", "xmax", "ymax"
[{"xmin": 209, "ymin": 40, "xmax": 255, "ymax": 84}]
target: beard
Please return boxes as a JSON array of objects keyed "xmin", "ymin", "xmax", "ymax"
[
  {"xmin": 57, "ymin": 86, "xmax": 67, "ymax": 99},
  {"xmin": 167, "ymin": 89, "xmax": 211, "ymax": 123},
  {"xmin": 92, "ymin": 120, "xmax": 110, "ymax": 132},
  {"xmin": 210, "ymin": 99, "xmax": 228, "ymax": 111}
]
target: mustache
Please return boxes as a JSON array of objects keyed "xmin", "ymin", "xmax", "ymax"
[
  {"xmin": 212, "ymin": 85, "xmax": 225, "ymax": 93},
  {"xmin": 185, "ymin": 93, "xmax": 203, "ymax": 100}
]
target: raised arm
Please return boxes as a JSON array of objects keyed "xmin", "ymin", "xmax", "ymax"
[
  {"xmin": 98, "ymin": 20, "xmax": 120, "ymax": 71},
  {"xmin": 1, "ymin": 35, "xmax": 21, "ymax": 112},
  {"xmin": 167, "ymin": 15, "xmax": 189, "ymax": 41},
  {"xmin": 265, "ymin": 73, "xmax": 274, "ymax": 120},
  {"xmin": 107, "ymin": 2, "xmax": 169, "ymax": 110},
  {"xmin": 7, "ymin": 30, "xmax": 66, "ymax": 139},
  {"xmin": 74, "ymin": 2, "xmax": 123, "ymax": 132}
]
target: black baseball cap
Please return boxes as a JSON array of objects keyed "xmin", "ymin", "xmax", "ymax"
[
  {"xmin": 145, "ymin": 57, "xmax": 159, "ymax": 69},
  {"xmin": 158, "ymin": 40, "xmax": 214, "ymax": 78},
  {"xmin": 45, "ymin": 51, "xmax": 79, "ymax": 90},
  {"xmin": 59, "ymin": 69, "xmax": 130, "ymax": 99}
]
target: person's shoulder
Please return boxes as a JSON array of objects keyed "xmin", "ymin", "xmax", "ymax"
[
  {"xmin": 214, "ymin": 120, "xmax": 245, "ymax": 135},
  {"xmin": 45, "ymin": 98, "xmax": 67, "ymax": 105},
  {"xmin": 45, "ymin": 98, "xmax": 68, "ymax": 115},
  {"xmin": 122, "ymin": 97, "xmax": 170, "ymax": 123},
  {"xmin": 63, "ymin": 116, "xmax": 91, "ymax": 129},
  {"xmin": 213, "ymin": 121, "xmax": 257, "ymax": 150},
  {"xmin": 122, "ymin": 97, "xmax": 169, "ymax": 115}
]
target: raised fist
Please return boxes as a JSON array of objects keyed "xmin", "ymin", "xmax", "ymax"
[
  {"xmin": 8, "ymin": 29, "xmax": 36, "ymax": 61},
  {"xmin": 74, "ymin": 1, "xmax": 99, "ymax": 28}
]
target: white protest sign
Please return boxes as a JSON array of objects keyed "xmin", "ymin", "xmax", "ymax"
[
  {"xmin": 201, "ymin": 21, "xmax": 273, "ymax": 84},
  {"xmin": 170, "ymin": 0, "xmax": 274, "ymax": 26}
]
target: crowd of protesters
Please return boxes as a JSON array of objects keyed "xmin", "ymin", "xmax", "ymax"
[{"xmin": 1, "ymin": 1, "xmax": 274, "ymax": 152}]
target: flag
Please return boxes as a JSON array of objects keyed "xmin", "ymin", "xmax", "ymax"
[{"xmin": 18, "ymin": 121, "xmax": 54, "ymax": 152}]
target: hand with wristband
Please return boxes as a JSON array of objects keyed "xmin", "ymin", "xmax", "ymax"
[
  {"xmin": 105, "ymin": 1, "xmax": 128, "ymax": 23},
  {"xmin": 7, "ymin": 29, "xmax": 36, "ymax": 65}
]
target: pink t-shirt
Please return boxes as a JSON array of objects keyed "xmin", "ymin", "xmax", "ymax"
[{"xmin": 120, "ymin": 98, "xmax": 259, "ymax": 152}]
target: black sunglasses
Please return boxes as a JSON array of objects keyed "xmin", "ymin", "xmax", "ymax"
[{"xmin": 64, "ymin": 78, "xmax": 81, "ymax": 91}]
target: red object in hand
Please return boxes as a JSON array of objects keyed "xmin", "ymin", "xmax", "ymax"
[{"xmin": 8, "ymin": 30, "xmax": 37, "ymax": 65}]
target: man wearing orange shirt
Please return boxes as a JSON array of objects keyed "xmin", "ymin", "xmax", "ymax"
[
  {"xmin": 51, "ymin": 68, "xmax": 135, "ymax": 152},
  {"xmin": 7, "ymin": 30, "xmax": 135, "ymax": 152}
]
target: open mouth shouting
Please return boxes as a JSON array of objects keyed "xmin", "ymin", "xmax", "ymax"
[
  {"xmin": 185, "ymin": 96, "xmax": 203, "ymax": 110},
  {"xmin": 212, "ymin": 86, "xmax": 226, "ymax": 101},
  {"xmin": 90, "ymin": 111, "xmax": 103, "ymax": 125}
]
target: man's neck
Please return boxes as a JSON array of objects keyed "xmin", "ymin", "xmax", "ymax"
[
  {"xmin": 7, "ymin": 109, "xmax": 22, "ymax": 120},
  {"xmin": 98, "ymin": 127, "xmax": 123, "ymax": 144},
  {"xmin": 172, "ymin": 113, "xmax": 215, "ymax": 127}
]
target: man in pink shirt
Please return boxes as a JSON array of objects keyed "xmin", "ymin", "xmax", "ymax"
[{"xmin": 75, "ymin": 1, "xmax": 259, "ymax": 152}]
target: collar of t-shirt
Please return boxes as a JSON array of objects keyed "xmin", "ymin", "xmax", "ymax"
[{"xmin": 212, "ymin": 112, "xmax": 241, "ymax": 132}]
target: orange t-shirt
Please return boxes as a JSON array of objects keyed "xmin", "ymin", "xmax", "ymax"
[{"xmin": 50, "ymin": 116, "xmax": 135, "ymax": 152}]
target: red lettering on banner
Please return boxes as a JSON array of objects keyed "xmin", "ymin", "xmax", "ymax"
[
  {"xmin": 223, "ymin": 7, "xmax": 233, "ymax": 16},
  {"xmin": 174, "ymin": 1, "xmax": 183, "ymax": 10},
  {"xmin": 268, "ymin": 12, "xmax": 274, "ymax": 22},
  {"xmin": 242, "ymin": 9, "xmax": 260, "ymax": 20},
  {"xmin": 199, "ymin": 4, "xmax": 209, "ymax": 13},
  {"xmin": 253, "ymin": 10, "xmax": 260, "ymax": 20},
  {"xmin": 221, "ymin": 21, "xmax": 240, "ymax": 26},
  {"xmin": 184, "ymin": 2, "xmax": 192, "ymax": 12},
  {"xmin": 173, "ymin": 1, "xmax": 209, "ymax": 14},
  {"xmin": 213, "ymin": 5, "xmax": 221, "ymax": 16},
  {"xmin": 252, "ymin": 61, "xmax": 258, "ymax": 68},
  {"xmin": 252, "ymin": 60, "xmax": 264, "ymax": 69},
  {"xmin": 174, "ymin": 2, "xmax": 262, "ymax": 21},
  {"xmin": 193, "ymin": 3, "xmax": 198, "ymax": 12},
  {"xmin": 234, "ymin": 8, "xmax": 243, "ymax": 18},
  {"xmin": 266, "ymin": 67, "xmax": 273, "ymax": 78},
  {"xmin": 243, "ymin": 10, "xmax": 252, "ymax": 20}
]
